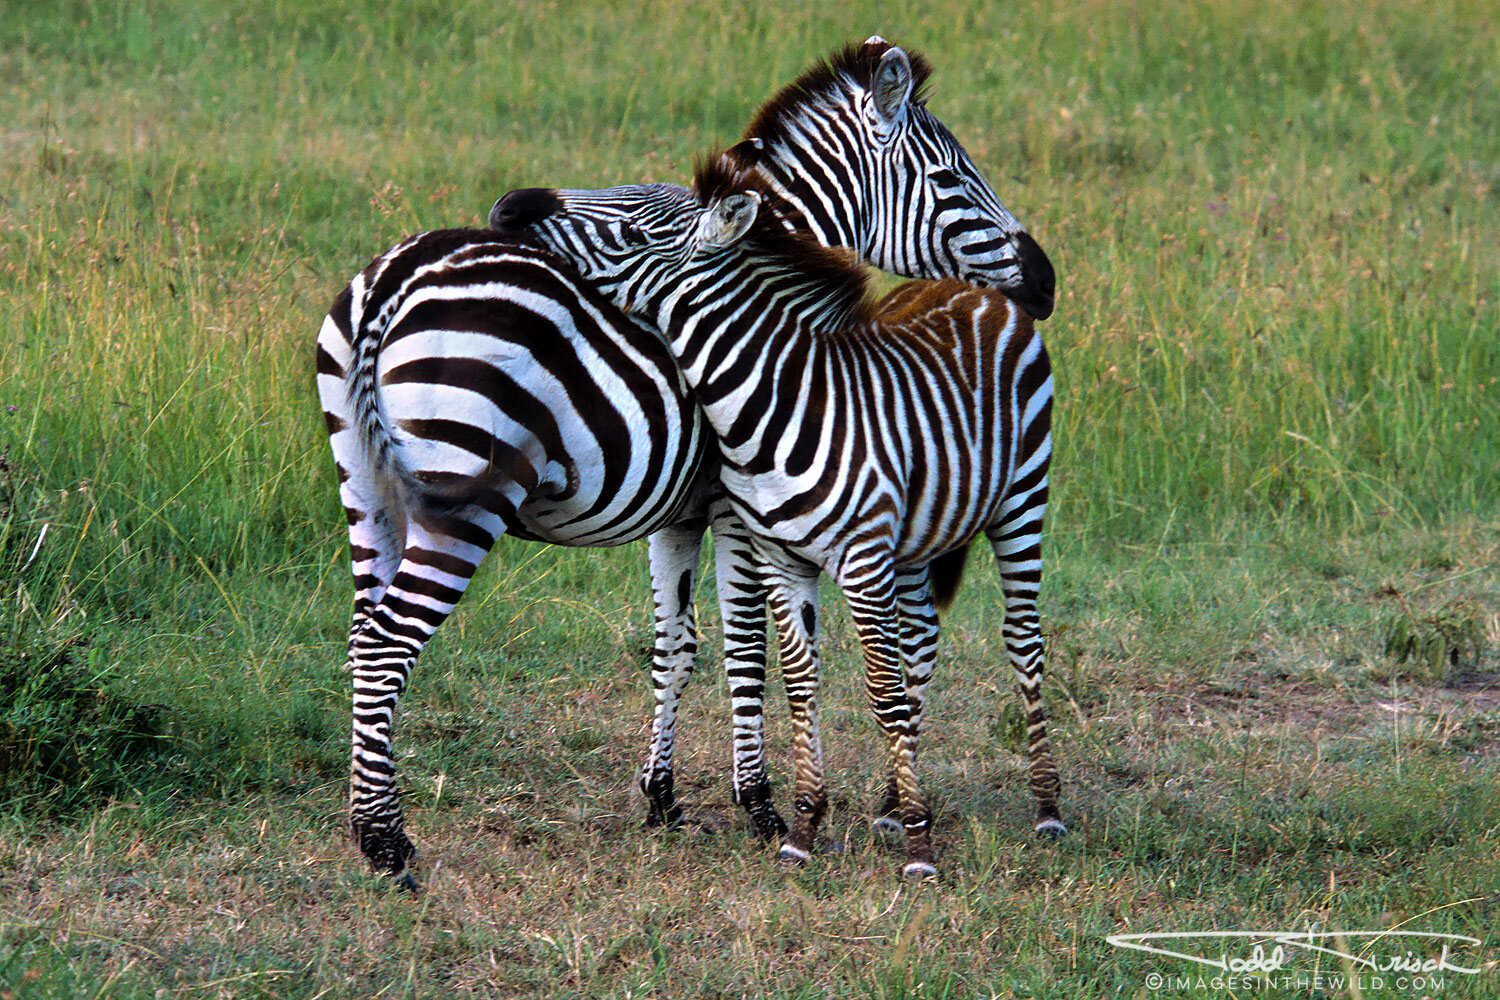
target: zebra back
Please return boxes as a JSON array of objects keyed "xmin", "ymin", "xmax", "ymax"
[{"xmin": 502, "ymin": 157, "xmax": 1052, "ymax": 569}]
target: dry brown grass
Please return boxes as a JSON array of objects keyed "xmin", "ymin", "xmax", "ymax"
[{"xmin": 4, "ymin": 538, "xmax": 1498, "ymax": 997}]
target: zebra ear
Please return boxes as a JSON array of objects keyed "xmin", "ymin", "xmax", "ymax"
[
  {"xmin": 697, "ymin": 192, "xmax": 761, "ymax": 252},
  {"xmin": 871, "ymin": 46, "xmax": 914, "ymax": 125},
  {"xmin": 724, "ymin": 137, "xmax": 764, "ymax": 169}
]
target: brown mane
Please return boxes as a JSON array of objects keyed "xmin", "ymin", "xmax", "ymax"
[
  {"xmin": 691, "ymin": 154, "xmax": 872, "ymax": 327},
  {"xmin": 739, "ymin": 38, "xmax": 935, "ymax": 152}
]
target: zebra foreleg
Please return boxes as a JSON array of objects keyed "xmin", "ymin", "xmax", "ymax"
[
  {"xmin": 709, "ymin": 505, "xmax": 784, "ymax": 840},
  {"xmin": 873, "ymin": 569, "xmax": 940, "ymax": 837},
  {"xmin": 843, "ymin": 563, "xmax": 936, "ymax": 878},
  {"xmin": 639, "ymin": 521, "xmax": 707, "ymax": 830},
  {"xmin": 348, "ymin": 507, "xmax": 502, "ymax": 887},
  {"xmin": 764, "ymin": 564, "xmax": 825, "ymax": 863},
  {"xmin": 987, "ymin": 519, "xmax": 1065, "ymax": 837}
]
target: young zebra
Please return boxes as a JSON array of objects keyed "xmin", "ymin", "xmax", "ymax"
[
  {"xmin": 318, "ymin": 39, "xmax": 1054, "ymax": 886},
  {"xmin": 493, "ymin": 155, "xmax": 1061, "ymax": 876}
]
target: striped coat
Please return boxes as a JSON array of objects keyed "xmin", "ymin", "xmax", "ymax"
[
  {"xmin": 320, "ymin": 39, "xmax": 1054, "ymax": 886},
  {"xmin": 496, "ymin": 156, "xmax": 1062, "ymax": 877}
]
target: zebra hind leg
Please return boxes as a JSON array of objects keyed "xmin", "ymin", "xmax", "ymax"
[
  {"xmin": 348, "ymin": 505, "xmax": 503, "ymax": 888},
  {"xmin": 639, "ymin": 522, "xmax": 707, "ymax": 830},
  {"xmin": 986, "ymin": 523, "xmax": 1065, "ymax": 837},
  {"xmin": 330, "ymin": 449, "xmax": 421, "ymax": 884},
  {"xmin": 710, "ymin": 505, "xmax": 785, "ymax": 840}
]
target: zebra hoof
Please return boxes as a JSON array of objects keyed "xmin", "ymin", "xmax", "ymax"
[
  {"xmin": 870, "ymin": 815, "xmax": 903, "ymax": 837},
  {"xmin": 777, "ymin": 843, "xmax": 812, "ymax": 866},
  {"xmin": 749, "ymin": 809, "xmax": 788, "ymax": 841},
  {"xmin": 392, "ymin": 869, "xmax": 420, "ymax": 893},
  {"xmin": 643, "ymin": 805, "xmax": 685, "ymax": 831},
  {"xmin": 735, "ymin": 781, "xmax": 787, "ymax": 840},
  {"xmin": 900, "ymin": 860, "xmax": 938, "ymax": 880},
  {"xmin": 1035, "ymin": 818, "xmax": 1067, "ymax": 839},
  {"xmin": 641, "ymin": 775, "xmax": 683, "ymax": 831},
  {"xmin": 354, "ymin": 822, "xmax": 417, "ymax": 879}
]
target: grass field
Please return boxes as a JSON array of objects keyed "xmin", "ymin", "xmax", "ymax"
[{"xmin": 2, "ymin": 0, "xmax": 1498, "ymax": 996}]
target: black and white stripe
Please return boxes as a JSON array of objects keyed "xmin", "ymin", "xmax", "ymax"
[
  {"xmin": 497, "ymin": 153, "xmax": 1061, "ymax": 877},
  {"xmin": 318, "ymin": 38, "xmax": 1053, "ymax": 884}
]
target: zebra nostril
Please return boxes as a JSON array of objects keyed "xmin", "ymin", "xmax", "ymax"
[{"xmin": 489, "ymin": 188, "xmax": 563, "ymax": 232}]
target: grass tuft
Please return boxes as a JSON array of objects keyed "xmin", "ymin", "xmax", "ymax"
[
  {"xmin": 1379, "ymin": 596, "xmax": 1488, "ymax": 681},
  {"xmin": 0, "ymin": 612, "xmax": 167, "ymax": 813}
]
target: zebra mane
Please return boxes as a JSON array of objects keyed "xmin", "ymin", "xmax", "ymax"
[
  {"xmin": 738, "ymin": 38, "xmax": 935, "ymax": 152},
  {"xmin": 693, "ymin": 154, "xmax": 872, "ymax": 327}
]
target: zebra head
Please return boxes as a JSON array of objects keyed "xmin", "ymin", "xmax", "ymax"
[
  {"xmin": 492, "ymin": 40, "xmax": 1055, "ymax": 320},
  {"xmin": 733, "ymin": 37, "xmax": 1055, "ymax": 320},
  {"xmin": 491, "ymin": 180, "xmax": 721, "ymax": 317}
]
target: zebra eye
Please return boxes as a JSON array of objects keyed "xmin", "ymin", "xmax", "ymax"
[
  {"xmin": 927, "ymin": 167, "xmax": 961, "ymax": 188},
  {"xmin": 617, "ymin": 224, "xmax": 648, "ymax": 247}
]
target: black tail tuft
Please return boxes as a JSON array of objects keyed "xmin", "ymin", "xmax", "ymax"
[{"xmin": 929, "ymin": 545, "xmax": 971, "ymax": 612}]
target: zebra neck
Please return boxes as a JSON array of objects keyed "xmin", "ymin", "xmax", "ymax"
[
  {"xmin": 754, "ymin": 145, "xmax": 868, "ymax": 258},
  {"xmin": 653, "ymin": 261, "xmax": 832, "ymax": 420}
]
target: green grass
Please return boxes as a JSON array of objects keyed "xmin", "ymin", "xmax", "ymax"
[{"xmin": 1, "ymin": 0, "xmax": 1498, "ymax": 996}]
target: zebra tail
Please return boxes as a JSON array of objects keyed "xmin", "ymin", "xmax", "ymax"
[
  {"xmin": 346, "ymin": 308, "xmax": 409, "ymax": 485},
  {"xmin": 929, "ymin": 544, "xmax": 971, "ymax": 612},
  {"xmin": 345, "ymin": 305, "xmax": 501, "ymax": 522}
]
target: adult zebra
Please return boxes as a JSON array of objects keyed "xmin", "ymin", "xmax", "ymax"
[
  {"xmin": 317, "ymin": 38, "xmax": 1054, "ymax": 886},
  {"xmin": 492, "ymin": 154, "xmax": 1060, "ymax": 876}
]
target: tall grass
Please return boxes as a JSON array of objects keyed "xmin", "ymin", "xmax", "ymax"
[{"xmin": 3, "ymin": 0, "xmax": 1495, "ymax": 628}]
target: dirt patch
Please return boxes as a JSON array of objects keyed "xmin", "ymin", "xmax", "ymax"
[{"xmin": 1143, "ymin": 675, "xmax": 1500, "ymax": 736}]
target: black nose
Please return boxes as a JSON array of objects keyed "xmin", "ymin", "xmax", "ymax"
[
  {"xmin": 1013, "ymin": 230, "xmax": 1055, "ymax": 320},
  {"xmin": 489, "ymin": 188, "xmax": 563, "ymax": 232}
]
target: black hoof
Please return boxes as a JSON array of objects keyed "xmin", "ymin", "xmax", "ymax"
[
  {"xmin": 392, "ymin": 869, "xmax": 420, "ymax": 893},
  {"xmin": 749, "ymin": 807, "xmax": 788, "ymax": 841},
  {"xmin": 354, "ymin": 821, "xmax": 416, "ymax": 879},
  {"xmin": 735, "ymin": 780, "xmax": 786, "ymax": 840},
  {"xmin": 644, "ymin": 801, "xmax": 685, "ymax": 830},
  {"xmin": 642, "ymin": 772, "xmax": 684, "ymax": 831}
]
